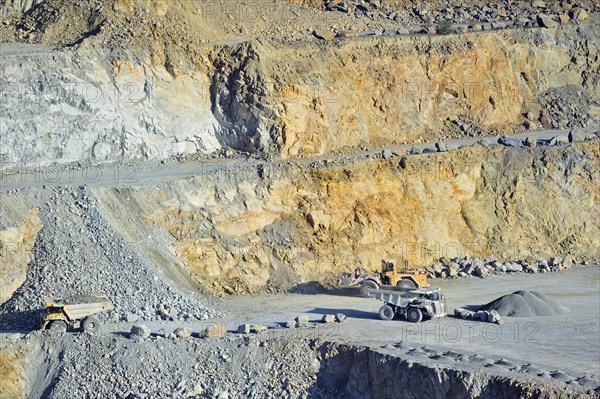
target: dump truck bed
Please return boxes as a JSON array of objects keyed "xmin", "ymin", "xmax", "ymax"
[
  {"xmin": 366, "ymin": 288, "xmax": 415, "ymax": 307},
  {"xmin": 44, "ymin": 295, "xmax": 113, "ymax": 320}
]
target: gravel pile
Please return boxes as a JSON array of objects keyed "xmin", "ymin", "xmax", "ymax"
[
  {"xmin": 480, "ymin": 290, "xmax": 569, "ymax": 317},
  {"xmin": 424, "ymin": 255, "xmax": 590, "ymax": 280},
  {"xmin": 0, "ymin": 186, "xmax": 217, "ymax": 331},
  {"xmin": 37, "ymin": 333, "xmax": 335, "ymax": 399}
]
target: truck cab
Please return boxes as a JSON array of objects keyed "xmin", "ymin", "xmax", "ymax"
[{"xmin": 380, "ymin": 259, "xmax": 429, "ymax": 288}]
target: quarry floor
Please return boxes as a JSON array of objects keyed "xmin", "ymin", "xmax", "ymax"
[
  {"xmin": 219, "ymin": 266, "xmax": 600, "ymax": 379},
  {"xmin": 49, "ymin": 265, "xmax": 597, "ymax": 387}
]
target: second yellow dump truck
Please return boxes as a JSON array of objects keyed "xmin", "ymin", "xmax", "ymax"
[{"xmin": 40, "ymin": 295, "xmax": 113, "ymax": 334}]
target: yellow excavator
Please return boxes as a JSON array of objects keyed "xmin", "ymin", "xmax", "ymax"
[{"xmin": 340, "ymin": 258, "xmax": 429, "ymax": 297}]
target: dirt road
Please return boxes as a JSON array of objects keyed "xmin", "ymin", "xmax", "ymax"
[{"xmin": 2, "ymin": 127, "xmax": 597, "ymax": 193}]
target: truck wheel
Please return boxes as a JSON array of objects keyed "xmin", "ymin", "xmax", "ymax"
[
  {"xmin": 82, "ymin": 316, "xmax": 100, "ymax": 334},
  {"xmin": 407, "ymin": 307, "xmax": 423, "ymax": 323},
  {"xmin": 379, "ymin": 305, "xmax": 395, "ymax": 321},
  {"xmin": 47, "ymin": 320, "xmax": 67, "ymax": 333},
  {"xmin": 397, "ymin": 278, "xmax": 416, "ymax": 289},
  {"xmin": 360, "ymin": 280, "xmax": 379, "ymax": 297}
]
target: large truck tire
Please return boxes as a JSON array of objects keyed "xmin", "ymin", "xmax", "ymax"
[
  {"xmin": 360, "ymin": 280, "xmax": 379, "ymax": 297},
  {"xmin": 397, "ymin": 278, "xmax": 417, "ymax": 289},
  {"xmin": 406, "ymin": 307, "xmax": 423, "ymax": 323},
  {"xmin": 47, "ymin": 320, "xmax": 68, "ymax": 333},
  {"xmin": 379, "ymin": 305, "xmax": 395, "ymax": 320},
  {"xmin": 82, "ymin": 316, "xmax": 100, "ymax": 334}
]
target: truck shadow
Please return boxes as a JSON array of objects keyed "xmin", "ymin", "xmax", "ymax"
[
  {"xmin": 0, "ymin": 309, "xmax": 41, "ymax": 334},
  {"xmin": 289, "ymin": 282, "xmax": 361, "ymax": 297},
  {"xmin": 308, "ymin": 307, "xmax": 380, "ymax": 321}
]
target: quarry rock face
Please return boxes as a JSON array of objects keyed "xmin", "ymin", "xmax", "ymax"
[
  {"xmin": 0, "ymin": 46, "xmax": 222, "ymax": 169},
  {"xmin": 1, "ymin": 19, "xmax": 598, "ymax": 167},
  {"xmin": 85, "ymin": 142, "xmax": 598, "ymax": 295}
]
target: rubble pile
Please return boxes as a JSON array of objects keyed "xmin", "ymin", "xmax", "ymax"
[
  {"xmin": 0, "ymin": 186, "xmax": 218, "ymax": 332},
  {"xmin": 424, "ymin": 255, "xmax": 591, "ymax": 280}
]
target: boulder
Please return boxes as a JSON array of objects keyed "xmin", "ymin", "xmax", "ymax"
[
  {"xmin": 285, "ymin": 320, "xmax": 296, "ymax": 328},
  {"xmin": 487, "ymin": 310, "xmax": 503, "ymax": 325},
  {"xmin": 125, "ymin": 313, "xmax": 139, "ymax": 323},
  {"xmin": 474, "ymin": 266, "xmax": 491, "ymax": 278},
  {"xmin": 130, "ymin": 324, "xmax": 151, "ymax": 339},
  {"xmin": 505, "ymin": 262, "xmax": 523, "ymax": 273},
  {"xmin": 523, "ymin": 264, "xmax": 538, "ymax": 274},
  {"xmin": 524, "ymin": 137, "xmax": 537, "ymax": 147},
  {"xmin": 435, "ymin": 142, "xmax": 447, "ymax": 152},
  {"xmin": 476, "ymin": 311, "xmax": 488, "ymax": 322},
  {"xmin": 174, "ymin": 327, "xmax": 192, "ymax": 338},
  {"xmin": 550, "ymin": 135, "xmax": 569, "ymax": 145},
  {"xmin": 568, "ymin": 127, "xmax": 588, "ymax": 143},
  {"xmin": 313, "ymin": 29, "xmax": 335, "ymax": 41},
  {"xmin": 251, "ymin": 324, "xmax": 268, "ymax": 333},
  {"xmin": 570, "ymin": 8, "xmax": 589, "ymax": 21},
  {"xmin": 454, "ymin": 308, "xmax": 475, "ymax": 319},
  {"xmin": 462, "ymin": 263, "xmax": 476, "ymax": 275},
  {"xmin": 158, "ymin": 306, "xmax": 176, "ymax": 321},
  {"xmin": 321, "ymin": 315, "xmax": 336, "ymax": 323},
  {"xmin": 382, "ymin": 148, "xmax": 393, "ymax": 159},
  {"xmin": 523, "ymin": 120, "xmax": 538, "ymax": 130},
  {"xmin": 392, "ymin": 149, "xmax": 407, "ymax": 157},
  {"xmin": 560, "ymin": 256, "xmax": 576, "ymax": 270},
  {"xmin": 335, "ymin": 313, "xmax": 347, "ymax": 322},
  {"xmin": 237, "ymin": 324, "xmax": 252, "ymax": 334},
  {"xmin": 337, "ymin": 31, "xmax": 357, "ymax": 38},
  {"xmin": 448, "ymin": 262, "xmax": 460, "ymax": 271},
  {"xmin": 537, "ymin": 14, "xmax": 558, "ymax": 28},
  {"xmin": 532, "ymin": 0, "xmax": 546, "ymax": 8},
  {"xmin": 498, "ymin": 136, "xmax": 523, "ymax": 147},
  {"xmin": 237, "ymin": 324, "xmax": 267, "ymax": 334},
  {"xmin": 549, "ymin": 257, "xmax": 562, "ymax": 267},
  {"xmin": 295, "ymin": 314, "xmax": 310, "ymax": 327},
  {"xmin": 578, "ymin": 10, "xmax": 589, "ymax": 21},
  {"xmin": 203, "ymin": 325, "xmax": 227, "ymax": 338}
]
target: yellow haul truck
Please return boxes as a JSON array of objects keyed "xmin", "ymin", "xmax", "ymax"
[{"xmin": 40, "ymin": 295, "xmax": 113, "ymax": 334}]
